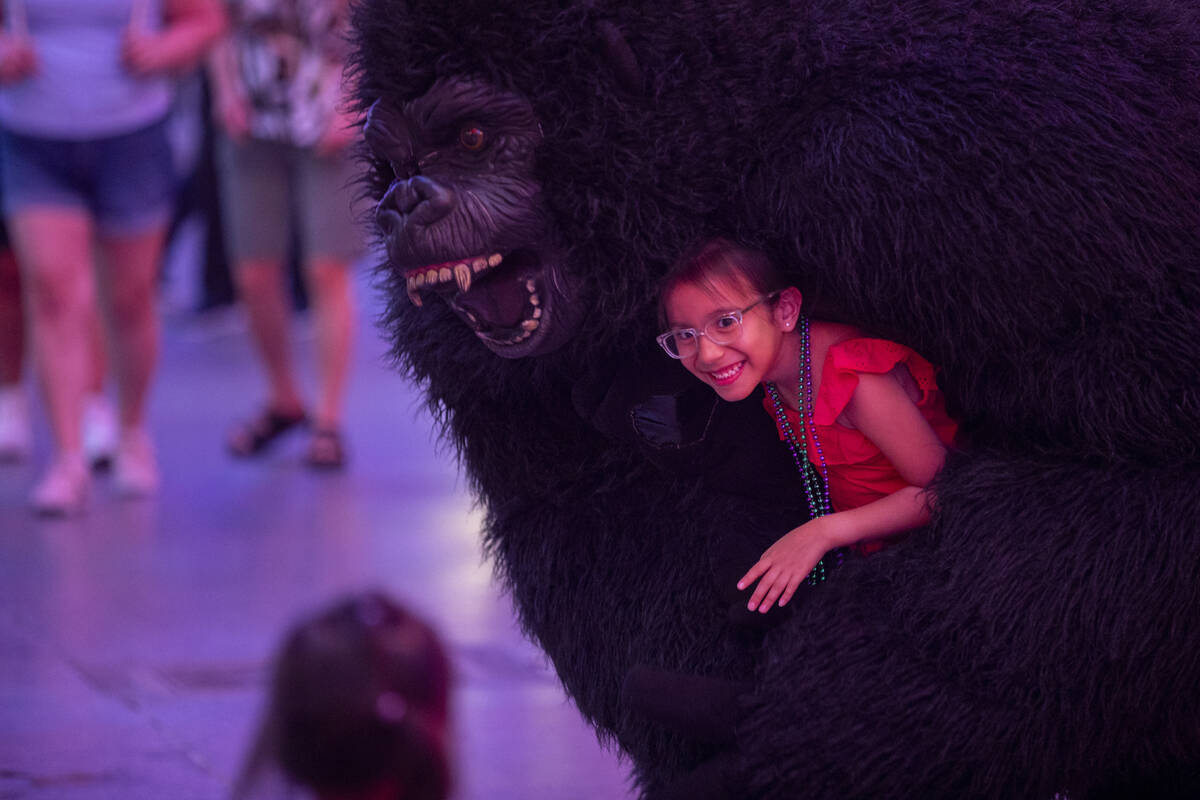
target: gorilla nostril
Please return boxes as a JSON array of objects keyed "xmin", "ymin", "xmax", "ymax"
[
  {"xmin": 382, "ymin": 180, "xmax": 420, "ymax": 216},
  {"xmin": 374, "ymin": 206, "xmax": 403, "ymax": 235},
  {"xmin": 407, "ymin": 176, "xmax": 457, "ymax": 224},
  {"xmin": 379, "ymin": 176, "xmax": 457, "ymax": 232}
]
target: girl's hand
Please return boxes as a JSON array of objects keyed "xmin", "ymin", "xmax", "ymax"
[
  {"xmin": 0, "ymin": 34, "xmax": 36, "ymax": 84},
  {"xmin": 737, "ymin": 518, "xmax": 842, "ymax": 612}
]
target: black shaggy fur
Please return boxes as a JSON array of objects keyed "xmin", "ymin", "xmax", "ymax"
[{"xmin": 349, "ymin": 1, "xmax": 1200, "ymax": 797}]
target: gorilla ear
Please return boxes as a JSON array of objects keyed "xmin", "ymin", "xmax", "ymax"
[{"xmin": 596, "ymin": 21, "xmax": 644, "ymax": 96}]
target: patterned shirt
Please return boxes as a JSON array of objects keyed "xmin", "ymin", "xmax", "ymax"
[{"xmin": 226, "ymin": 0, "xmax": 349, "ymax": 146}]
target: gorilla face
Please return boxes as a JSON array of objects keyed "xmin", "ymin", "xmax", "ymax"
[{"xmin": 365, "ymin": 77, "xmax": 583, "ymax": 358}]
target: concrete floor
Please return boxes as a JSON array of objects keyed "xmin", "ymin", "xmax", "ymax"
[{"xmin": 0, "ymin": 276, "xmax": 633, "ymax": 799}]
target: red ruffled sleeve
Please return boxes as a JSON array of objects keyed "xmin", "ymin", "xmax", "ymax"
[
  {"xmin": 813, "ymin": 338, "xmax": 941, "ymax": 426},
  {"xmin": 762, "ymin": 336, "xmax": 957, "ymax": 503}
]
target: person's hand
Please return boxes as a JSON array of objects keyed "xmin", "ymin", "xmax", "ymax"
[
  {"xmin": 737, "ymin": 517, "xmax": 842, "ymax": 612},
  {"xmin": 314, "ymin": 103, "xmax": 359, "ymax": 156},
  {"xmin": 121, "ymin": 25, "xmax": 175, "ymax": 76},
  {"xmin": 0, "ymin": 34, "xmax": 37, "ymax": 84},
  {"xmin": 212, "ymin": 85, "xmax": 251, "ymax": 141}
]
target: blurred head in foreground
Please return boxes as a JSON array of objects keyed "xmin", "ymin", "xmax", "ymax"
[{"xmin": 237, "ymin": 591, "xmax": 452, "ymax": 800}]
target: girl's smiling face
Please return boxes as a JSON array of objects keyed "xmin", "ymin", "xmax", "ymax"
[{"xmin": 663, "ymin": 275, "xmax": 799, "ymax": 402}]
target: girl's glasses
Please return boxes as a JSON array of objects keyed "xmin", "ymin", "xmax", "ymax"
[{"xmin": 656, "ymin": 296, "xmax": 773, "ymax": 359}]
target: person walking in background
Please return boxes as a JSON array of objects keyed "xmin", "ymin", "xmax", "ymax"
[
  {"xmin": 0, "ymin": 0, "xmax": 226, "ymax": 514},
  {"xmin": 210, "ymin": 0, "xmax": 363, "ymax": 470}
]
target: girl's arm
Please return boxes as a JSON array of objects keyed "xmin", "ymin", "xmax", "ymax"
[
  {"xmin": 122, "ymin": 0, "xmax": 227, "ymax": 78},
  {"xmin": 739, "ymin": 370, "xmax": 948, "ymax": 612}
]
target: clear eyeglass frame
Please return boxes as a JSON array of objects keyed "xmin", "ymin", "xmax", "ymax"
[{"xmin": 656, "ymin": 294, "xmax": 775, "ymax": 359}]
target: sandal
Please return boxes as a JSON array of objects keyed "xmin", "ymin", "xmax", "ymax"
[
  {"xmin": 228, "ymin": 408, "xmax": 308, "ymax": 457},
  {"xmin": 305, "ymin": 427, "xmax": 346, "ymax": 470}
]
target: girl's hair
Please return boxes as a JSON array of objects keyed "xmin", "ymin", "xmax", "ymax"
[
  {"xmin": 236, "ymin": 591, "xmax": 453, "ymax": 800},
  {"xmin": 658, "ymin": 237, "xmax": 787, "ymax": 326}
]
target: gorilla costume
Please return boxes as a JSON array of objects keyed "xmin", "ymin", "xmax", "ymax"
[{"xmin": 349, "ymin": 1, "xmax": 1200, "ymax": 797}]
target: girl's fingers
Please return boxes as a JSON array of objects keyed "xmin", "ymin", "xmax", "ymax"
[
  {"xmin": 758, "ymin": 579, "xmax": 786, "ymax": 613},
  {"xmin": 778, "ymin": 575, "xmax": 802, "ymax": 607},
  {"xmin": 747, "ymin": 568, "xmax": 780, "ymax": 611},
  {"xmin": 737, "ymin": 559, "xmax": 771, "ymax": 591}
]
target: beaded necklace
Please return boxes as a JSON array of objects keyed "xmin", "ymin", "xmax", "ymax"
[{"xmin": 764, "ymin": 315, "xmax": 843, "ymax": 585}]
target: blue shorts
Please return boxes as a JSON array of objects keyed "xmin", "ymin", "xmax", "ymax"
[{"xmin": 0, "ymin": 120, "xmax": 174, "ymax": 237}]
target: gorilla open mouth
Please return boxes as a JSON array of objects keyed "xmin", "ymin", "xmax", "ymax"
[{"xmin": 403, "ymin": 249, "xmax": 563, "ymax": 353}]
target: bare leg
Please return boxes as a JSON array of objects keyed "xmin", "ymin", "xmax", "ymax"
[
  {"xmin": 95, "ymin": 227, "xmax": 166, "ymax": 495},
  {"xmin": 96, "ymin": 227, "xmax": 165, "ymax": 431},
  {"xmin": 10, "ymin": 207, "xmax": 95, "ymax": 511},
  {"xmin": 234, "ymin": 259, "xmax": 306, "ymax": 416},
  {"xmin": 305, "ymin": 258, "xmax": 354, "ymax": 430},
  {"xmin": 87, "ymin": 295, "xmax": 108, "ymax": 395},
  {"xmin": 9, "ymin": 207, "xmax": 94, "ymax": 457},
  {"xmin": 83, "ymin": 249, "xmax": 116, "ymax": 468}
]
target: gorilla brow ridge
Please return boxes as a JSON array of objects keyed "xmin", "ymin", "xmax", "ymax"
[{"xmin": 407, "ymin": 78, "xmax": 539, "ymax": 141}]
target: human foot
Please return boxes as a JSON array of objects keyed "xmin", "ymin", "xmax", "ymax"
[
  {"xmin": 113, "ymin": 428, "xmax": 159, "ymax": 497},
  {"xmin": 228, "ymin": 407, "xmax": 308, "ymax": 457},
  {"xmin": 30, "ymin": 455, "xmax": 90, "ymax": 516}
]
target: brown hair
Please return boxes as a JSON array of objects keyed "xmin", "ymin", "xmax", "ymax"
[
  {"xmin": 658, "ymin": 237, "xmax": 786, "ymax": 326},
  {"xmin": 236, "ymin": 592, "xmax": 452, "ymax": 800}
]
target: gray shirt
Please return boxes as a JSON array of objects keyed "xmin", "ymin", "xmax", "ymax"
[{"xmin": 0, "ymin": 0, "xmax": 171, "ymax": 139}]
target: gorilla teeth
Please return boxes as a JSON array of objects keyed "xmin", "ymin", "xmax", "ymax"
[
  {"xmin": 454, "ymin": 263, "xmax": 472, "ymax": 292},
  {"xmin": 406, "ymin": 275, "xmax": 425, "ymax": 306},
  {"xmin": 522, "ymin": 319, "xmax": 539, "ymax": 332},
  {"xmin": 532, "ymin": 307, "xmax": 542, "ymax": 319},
  {"xmin": 404, "ymin": 251, "xmax": 509, "ymax": 312}
]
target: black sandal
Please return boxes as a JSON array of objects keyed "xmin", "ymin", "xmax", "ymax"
[
  {"xmin": 305, "ymin": 427, "xmax": 346, "ymax": 470},
  {"xmin": 228, "ymin": 408, "xmax": 308, "ymax": 457}
]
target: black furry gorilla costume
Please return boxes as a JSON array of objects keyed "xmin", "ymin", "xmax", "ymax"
[{"xmin": 349, "ymin": 1, "xmax": 1200, "ymax": 797}]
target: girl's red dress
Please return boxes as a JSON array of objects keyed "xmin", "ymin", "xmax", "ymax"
[{"xmin": 763, "ymin": 337, "xmax": 958, "ymax": 553}]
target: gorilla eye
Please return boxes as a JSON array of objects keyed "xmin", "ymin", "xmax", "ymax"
[{"xmin": 458, "ymin": 125, "xmax": 486, "ymax": 151}]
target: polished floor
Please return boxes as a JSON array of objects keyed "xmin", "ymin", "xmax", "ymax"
[{"xmin": 0, "ymin": 275, "xmax": 633, "ymax": 799}]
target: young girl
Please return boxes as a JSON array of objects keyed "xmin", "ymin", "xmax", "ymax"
[
  {"xmin": 235, "ymin": 591, "xmax": 453, "ymax": 800},
  {"xmin": 657, "ymin": 237, "xmax": 958, "ymax": 613}
]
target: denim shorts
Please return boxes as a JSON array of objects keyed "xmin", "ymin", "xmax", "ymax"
[{"xmin": 0, "ymin": 119, "xmax": 174, "ymax": 236}]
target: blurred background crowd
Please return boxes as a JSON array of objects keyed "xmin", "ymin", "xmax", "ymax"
[
  {"xmin": 0, "ymin": 4, "xmax": 635, "ymax": 798},
  {"xmin": 0, "ymin": 0, "xmax": 366, "ymax": 516}
]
